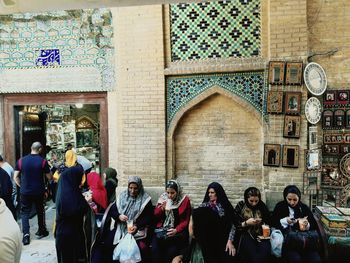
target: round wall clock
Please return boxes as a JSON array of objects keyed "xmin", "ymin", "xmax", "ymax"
[
  {"xmin": 304, "ymin": 62, "xmax": 327, "ymax": 96},
  {"xmin": 305, "ymin": 97, "xmax": 322, "ymax": 124}
]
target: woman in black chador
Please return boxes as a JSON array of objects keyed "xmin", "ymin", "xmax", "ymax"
[{"xmin": 271, "ymin": 185, "xmax": 321, "ymax": 263}]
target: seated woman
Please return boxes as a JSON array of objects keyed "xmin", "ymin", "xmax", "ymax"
[
  {"xmin": 190, "ymin": 182, "xmax": 237, "ymax": 263},
  {"xmin": 152, "ymin": 180, "xmax": 191, "ymax": 263},
  {"xmin": 271, "ymin": 185, "xmax": 321, "ymax": 263},
  {"xmin": 234, "ymin": 187, "xmax": 271, "ymax": 263},
  {"xmin": 92, "ymin": 176, "xmax": 153, "ymax": 263}
]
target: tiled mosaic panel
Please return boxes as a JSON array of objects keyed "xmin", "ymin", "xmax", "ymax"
[
  {"xmin": 167, "ymin": 71, "xmax": 266, "ymax": 127},
  {"xmin": 170, "ymin": 0, "xmax": 261, "ymax": 61},
  {"xmin": 0, "ymin": 9, "xmax": 114, "ymax": 91}
]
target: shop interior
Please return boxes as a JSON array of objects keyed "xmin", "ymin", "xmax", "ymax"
[{"xmin": 14, "ymin": 104, "xmax": 101, "ymax": 172}]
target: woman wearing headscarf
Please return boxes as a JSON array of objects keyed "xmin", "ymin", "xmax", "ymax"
[
  {"xmin": 271, "ymin": 185, "xmax": 321, "ymax": 263},
  {"xmin": 92, "ymin": 176, "xmax": 153, "ymax": 263},
  {"xmin": 187, "ymin": 182, "xmax": 237, "ymax": 263},
  {"xmin": 152, "ymin": 180, "xmax": 191, "ymax": 263},
  {"xmin": 103, "ymin": 167, "xmax": 118, "ymax": 204},
  {"xmin": 234, "ymin": 187, "xmax": 271, "ymax": 263},
  {"xmin": 55, "ymin": 164, "xmax": 89, "ymax": 263},
  {"xmin": 86, "ymin": 171, "xmax": 108, "ymax": 212}
]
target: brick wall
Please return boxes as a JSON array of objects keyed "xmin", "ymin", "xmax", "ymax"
[
  {"xmin": 174, "ymin": 93, "xmax": 263, "ymax": 206},
  {"xmin": 110, "ymin": 6, "xmax": 166, "ymax": 187},
  {"xmin": 308, "ymin": 0, "xmax": 350, "ymax": 87}
]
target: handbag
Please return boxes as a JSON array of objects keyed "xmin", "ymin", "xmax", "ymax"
[
  {"xmin": 134, "ymin": 227, "xmax": 147, "ymax": 241},
  {"xmin": 154, "ymin": 227, "xmax": 169, "ymax": 240},
  {"xmin": 284, "ymin": 229, "xmax": 320, "ymax": 251}
]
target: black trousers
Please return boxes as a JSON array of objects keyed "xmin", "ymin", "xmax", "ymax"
[
  {"xmin": 20, "ymin": 193, "xmax": 46, "ymax": 235},
  {"xmin": 238, "ymin": 233, "xmax": 271, "ymax": 263},
  {"xmin": 283, "ymin": 249, "xmax": 321, "ymax": 263}
]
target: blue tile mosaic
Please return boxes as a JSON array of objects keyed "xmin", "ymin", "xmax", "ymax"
[
  {"xmin": 35, "ymin": 49, "xmax": 60, "ymax": 66},
  {"xmin": 167, "ymin": 71, "xmax": 267, "ymax": 128},
  {"xmin": 170, "ymin": 0, "xmax": 261, "ymax": 61},
  {"xmin": 0, "ymin": 9, "xmax": 114, "ymax": 91}
]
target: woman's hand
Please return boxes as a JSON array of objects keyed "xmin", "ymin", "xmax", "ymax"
[
  {"xmin": 225, "ymin": 240, "xmax": 236, "ymax": 256},
  {"xmin": 286, "ymin": 217, "xmax": 297, "ymax": 225},
  {"xmin": 128, "ymin": 225, "xmax": 138, "ymax": 234},
  {"xmin": 119, "ymin": 214, "xmax": 128, "ymax": 222},
  {"xmin": 167, "ymin": 228, "xmax": 177, "ymax": 237},
  {"xmin": 246, "ymin": 217, "xmax": 260, "ymax": 226},
  {"xmin": 160, "ymin": 201, "xmax": 166, "ymax": 211}
]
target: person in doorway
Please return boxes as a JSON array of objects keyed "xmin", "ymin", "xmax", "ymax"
[
  {"xmin": 0, "ymin": 154, "xmax": 16, "ymax": 209},
  {"xmin": 14, "ymin": 141, "xmax": 52, "ymax": 245},
  {"xmin": 152, "ymin": 180, "xmax": 191, "ymax": 263},
  {"xmin": 271, "ymin": 185, "xmax": 321, "ymax": 263},
  {"xmin": 103, "ymin": 167, "xmax": 118, "ymax": 204},
  {"xmin": 234, "ymin": 187, "xmax": 271, "ymax": 263},
  {"xmin": 55, "ymin": 163, "xmax": 89, "ymax": 263},
  {"xmin": 0, "ymin": 198, "xmax": 22, "ymax": 263},
  {"xmin": 0, "ymin": 166, "xmax": 15, "ymax": 218}
]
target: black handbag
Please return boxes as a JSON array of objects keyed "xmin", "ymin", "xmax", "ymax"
[
  {"xmin": 284, "ymin": 229, "xmax": 320, "ymax": 251},
  {"xmin": 154, "ymin": 227, "xmax": 169, "ymax": 240}
]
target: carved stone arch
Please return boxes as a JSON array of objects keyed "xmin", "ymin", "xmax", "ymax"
[{"xmin": 166, "ymin": 85, "xmax": 264, "ymax": 179}]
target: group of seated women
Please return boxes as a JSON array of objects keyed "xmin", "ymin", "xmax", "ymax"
[
  {"xmin": 56, "ymin": 163, "xmax": 322, "ymax": 263},
  {"xmin": 91, "ymin": 177, "xmax": 321, "ymax": 263}
]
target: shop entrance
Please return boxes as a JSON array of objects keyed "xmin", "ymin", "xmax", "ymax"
[{"xmin": 3, "ymin": 93, "xmax": 108, "ymax": 171}]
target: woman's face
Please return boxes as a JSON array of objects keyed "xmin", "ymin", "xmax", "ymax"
[
  {"xmin": 247, "ymin": 196, "xmax": 259, "ymax": 207},
  {"xmin": 286, "ymin": 193, "xmax": 299, "ymax": 208},
  {"xmin": 208, "ymin": 188, "xmax": 217, "ymax": 202},
  {"xmin": 128, "ymin": 183, "xmax": 139, "ymax": 197},
  {"xmin": 166, "ymin": 187, "xmax": 177, "ymax": 201}
]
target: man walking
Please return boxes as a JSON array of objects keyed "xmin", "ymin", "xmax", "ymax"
[{"xmin": 14, "ymin": 142, "xmax": 52, "ymax": 245}]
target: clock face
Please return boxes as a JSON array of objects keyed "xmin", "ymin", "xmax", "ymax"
[
  {"xmin": 304, "ymin": 62, "xmax": 327, "ymax": 96},
  {"xmin": 305, "ymin": 97, "xmax": 322, "ymax": 124}
]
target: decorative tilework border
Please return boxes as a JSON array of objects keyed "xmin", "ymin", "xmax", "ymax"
[{"xmin": 166, "ymin": 71, "xmax": 267, "ymax": 128}]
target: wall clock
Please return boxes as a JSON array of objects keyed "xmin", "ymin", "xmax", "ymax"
[
  {"xmin": 304, "ymin": 62, "xmax": 327, "ymax": 96},
  {"xmin": 305, "ymin": 97, "xmax": 322, "ymax": 124}
]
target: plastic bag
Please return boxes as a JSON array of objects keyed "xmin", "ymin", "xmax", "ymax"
[
  {"xmin": 270, "ymin": 229, "xmax": 284, "ymax": 258},
  {"xmin": 113, "ymin": 233, "xmax": 141, "ymax": 263}
]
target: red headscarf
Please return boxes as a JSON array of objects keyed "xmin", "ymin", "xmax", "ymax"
[{"xmin": 87, "ymin": 171, "xmax": 108, "ymax": 210}]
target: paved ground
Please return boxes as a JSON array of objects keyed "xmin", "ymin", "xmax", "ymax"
[{"xmin": 19, "ymin": 201, "xmax": 57, "ymax": 263}]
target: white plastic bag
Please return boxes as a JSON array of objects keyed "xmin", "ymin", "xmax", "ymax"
[
  {"xmin": 270, "ymin": 229, "xmax": 284, "ymax": 258},
  {"xmin": 113, "ymin": 233, "xmax": 141, "ymax": 263}
]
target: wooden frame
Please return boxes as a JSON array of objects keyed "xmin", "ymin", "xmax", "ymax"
[
  {"xmin": 322, "ymin": 110, "xmax": 333, "ymax": 129},
  {"xmin": 283, "ymin": 115, "xmax": 301, "ymax": 138},
  {"xmin": 305, "ymin": 149, "xmax": 322, "ymax": 170},
  {"xmin": 309, "ymin": 126, "xmax": 318, "ymax": 150},
  {"xmin": 334, "ymin": 109, "xmax": 345, "ymax": 128},
  {"xmin": 263, "ymin": 144, "xmax": 281, "ymax": 167},
  {"xmin": 285, "ymin": 62, "xmax": 303, "ymax": 85},
  {"xmin": 282, "ymin": 145, "xmax": 299, "ymax": 168},
  {"xmin": 323, "ymin": 144, "xmax": 339, "ymax": 155},
  {"xmin": 337, "ymin": 90, "xmax": 349, "ymax": 105},
  {"xmin": 303, "ymin": 171, "xmax": 321, "ymax": 195},
  {"xmin": 340, "ymin": 144, "xmax": 350, "ymax": 155},
  {"xmin": 323, "ymin": 91, "xmax": 336, "ymax": 107},
  {"xmin": 284, "ymin": 92, "xmax": 301, "ymax": 115},
  {"xmin": 268, "ymin": 61, "xmax": 285, "ymax": 85},
  {"xmin": 267, "ymin": 91, "xmax": 283, "ymax": 114}
]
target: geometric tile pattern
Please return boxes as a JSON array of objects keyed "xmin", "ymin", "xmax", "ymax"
[
  {"xmin": 0, "ymin": 9, "xmax": 114, "ymax": 91},
  {"xmin": 170, "ymin": 0, "xmax": 261, "ymax": 61},
  {"xmin": 166, "ymin": 71, "xmax": 267, "ymax": 128}
]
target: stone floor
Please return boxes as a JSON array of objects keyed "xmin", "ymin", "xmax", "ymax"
[{"xmin": 19, "ymin": 201, "xmax": 57, "ymax": 263}]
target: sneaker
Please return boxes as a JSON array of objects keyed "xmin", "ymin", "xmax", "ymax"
[
  {"xmin": 23, "ymin": 234, "xmax": 30, "ymax": 245},
  {"xmin": 36, "ymin": 229, "xmax": 49, "ymax": 239}
]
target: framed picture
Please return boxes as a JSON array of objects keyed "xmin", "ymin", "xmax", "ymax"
[
  {"xmin": 346, "ymin": 110, "xmax": 350, "ymax": 128},
  {"xmin": 309, "ymin": 126, "xmax": 318, "ymax": 150},
  {"xmin": 334, "ymin": 109, "xmax": 345, "ymax": 128},
  {"xmin": 323, "ymin": 144, "xmax": 339, "ymax": 155},
  {"xmin": 76, "ymin": 129, "xmax": 94, "ymax": 147},
  {"xmin": 305, "ymin": 149, "xmax": 322, "ymax": 170},
  {"xmin": 283, "ymin": 115, "xmax": 301, "ymax": 138},
  {"xmin": 337, "ymin": 90, "xmax": 349, "ymax": 105},
  {"xmin": 322, "ymin": 110, "xmax": 333, "ymax": 129},
  {"xmin": 285, "ymin": 62, "xmax": 303, "ymax": 85},
  {"xmin": 269, "ymin": 61, "xmax": 285, "ymax": 85},
  {"xmin": 303, "ymin": 171, "xmax": 321, "ymax": 195},
  {"xmin": 267, "ymin": 91, "xmax": 284, "ymax": 114},
  {"xmin": 282, "ymin": 145, "xmax": 299, "ymax": 168},
  {"xmin": 323, "ymin": 91, "xmax": 336, "ymax": 107},
  {"xmin": 263, "ymin": 144, "xmax": 281, "ymax": 167},
  {"xmin": 340, "ymin": 144, "xmax": 350, "ymax": 154},
  {"xmin": 284, "ymin": 92, "xmax": 301, "ymax": 115}
]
